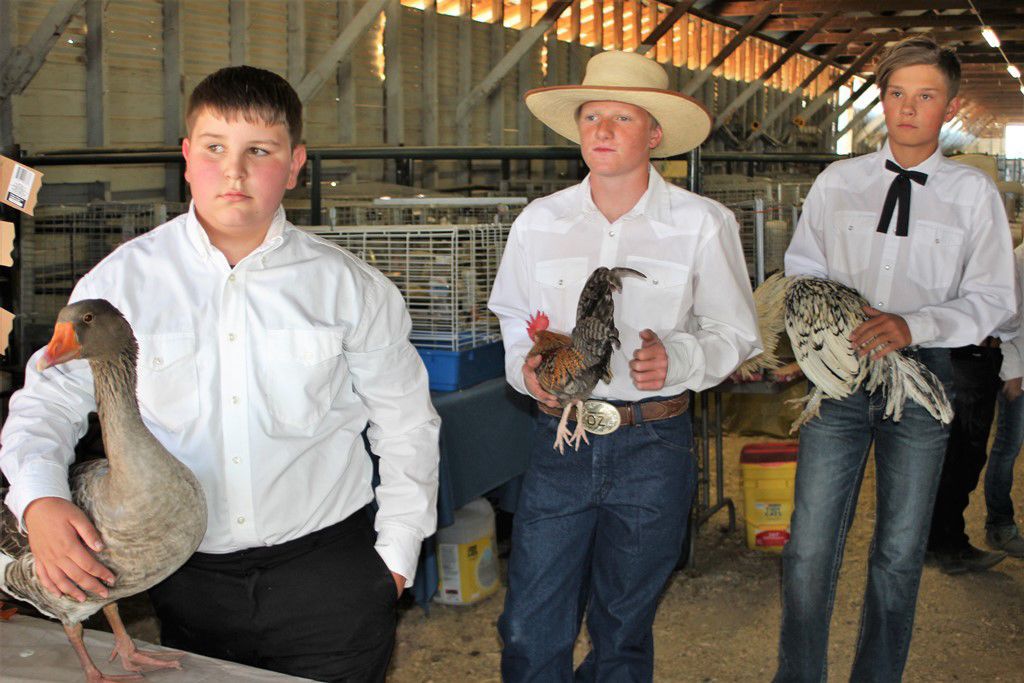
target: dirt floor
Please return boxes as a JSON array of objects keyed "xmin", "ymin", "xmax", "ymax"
[{"xmin": 387, "ymin": 433, "xmax": 1024, "ymax": 683}]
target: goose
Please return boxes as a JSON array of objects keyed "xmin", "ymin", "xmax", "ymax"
[{"xmin": 0, "ymin": 299, "xmax": 207, "ymax": 682}]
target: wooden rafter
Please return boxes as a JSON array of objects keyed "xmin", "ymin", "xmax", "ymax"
[
  {"xmin": 681, "ymin": 0, "xmax": 782, "ymax": 94},
  {"xmin": 713, "ymin": 8, "xmax": 839, "ymax": 130},
  {"xmin": 0, "ymin": 0, "xmax": 86, "ymax": 99},
  {"xmin": 455, "ymin": 0, "xmax": 573, "ymax": 122},
  {"xmin": 637, "ymin": 0, "xmax": 699, "ymax": 55}
]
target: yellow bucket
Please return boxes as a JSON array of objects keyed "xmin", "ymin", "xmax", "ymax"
[{"xmin": 740, "ymin": 443, "xmax": 798, "ymax": 552}]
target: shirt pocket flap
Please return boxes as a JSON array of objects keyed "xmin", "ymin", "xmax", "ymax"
[
  {"xmin": 835, "ymin": 210, "xmax": 878, "ymax": 234},
  {"xmin": 916, "ymin": 221, "xmax": 964, "ymax": 247},
  {"xmin": 267, "ymin": 329, "xmax": 344, "ymax": 367},
  {"xmin": 534, "ymin": 257, "xmax": 589, "ymax": 288},
  {"xmin": 138, "ymin": 333, "xmax": 196, "ymax": 372},
  {"xmin": 625, "ymin": 255, "xmax": 689, "ymax": 289}
]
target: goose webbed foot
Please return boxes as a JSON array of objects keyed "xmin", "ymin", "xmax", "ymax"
[
  {"xmin": 63, "ymin": 622, "xmax": 144, "ymax": 683},
  {"xmin": 104, "ymin": 603, "xmax": 184, "ymax": 673}
]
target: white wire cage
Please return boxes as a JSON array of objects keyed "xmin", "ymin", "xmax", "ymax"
[
  {"xmin": 723, "ymin": 198, "xmax": 799, "ymax": 285},
  {"xmin": 17, "ymin": 201, "xmax": 188, "ymax": 362},
  {"xmin": 305, "ymin": 222, "xmax": 510, "ymax": 351},
  {"xmin": 286, "ymin": 196, "xmax": 527, "ymax": 228}
]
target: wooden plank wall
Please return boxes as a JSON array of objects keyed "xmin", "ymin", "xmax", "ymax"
[{"xmin": 7, "ymin": 0, "xmax": 844, "ymax": 196}]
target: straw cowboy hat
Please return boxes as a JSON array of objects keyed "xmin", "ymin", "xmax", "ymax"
[{"xmin": 525, "ymin": 50, "xmax": 711, "ymax": 158}]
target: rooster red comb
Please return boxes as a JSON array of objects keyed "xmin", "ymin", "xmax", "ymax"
[{"xmin": 526, "ymin": 311, "xmax": 549, "ymax": 340}]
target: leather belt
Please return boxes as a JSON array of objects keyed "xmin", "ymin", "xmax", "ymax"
[{"xmin": 537, "ymin": 394, "xmax": 689, "ymax": 435}]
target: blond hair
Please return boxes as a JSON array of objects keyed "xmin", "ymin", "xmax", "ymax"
[{"xmin": 876, "ymin": 36, "xmax": 960, "ymax": 99}]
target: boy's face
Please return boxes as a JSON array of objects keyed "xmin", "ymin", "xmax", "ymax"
[
  {"xmin": 577, "ymin": 101, "xmax": 662, "ymax": 180},
  {"xmin": 183, "ymin": 108, "xmax": 306, "ymax": 239},
  {"xmin": 881, "ymin": 63, "xmax": 959, "ymax": 155}
]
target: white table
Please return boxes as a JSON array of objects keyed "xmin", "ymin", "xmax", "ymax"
[{"xmin": 0, "ymin": 615, "xmax": 313, "ymax": 682}]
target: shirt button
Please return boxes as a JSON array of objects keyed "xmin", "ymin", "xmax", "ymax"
[
  {"xmin": 228, "ymin": 274, "xmax": 236, "ymax": 282},
  {"xmin": 653, "ymin": 279, "xmax": 659, "ymax": 285},
  {"xmin": 557, "ymin": 279, "xmax": 564, "ymax": 286},
  {"xmin": 152, "ymin": 356, "xmax": 163, "ymax": 367},
  {"xmin": 877, "ymin": 301, "xmax": 885, "ymax": 307},
  {"xmin": 609, "ymin": 230, "xmax": 616, "ymax": 237},
  {"xmin": 231, "ymin": 395, "xmax": 240, "ymax": 404},
  {"xmin": 232, "ymin": 456, "xmax": 241, "ymax": 464},
  {"xmin": 228, "ymin": 333, "xmax": 236, "ymax": 342},
  {"xmin": 236, "ymin": 516, "xmax": 245, "ymax": 525},
  {"xmin": 884, "ymin": 265, "xmax": 891, "ymax": 271}
]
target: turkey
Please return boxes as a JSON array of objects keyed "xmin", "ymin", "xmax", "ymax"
[
  {"xmin": 742, "ymin": 274, "xmax": 953, "ymax": 432},
  {"xmin": 0, "ymin": 299, "xmax": 207, "ymax": 682},
  {"xmin": 526, "ymin": 266, "xmax": 645, "ymax": 453}
]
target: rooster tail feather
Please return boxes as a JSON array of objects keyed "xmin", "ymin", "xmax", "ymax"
[{"xmin": 878, "ymin": 353, "xmax": 953, "ymax": 424}]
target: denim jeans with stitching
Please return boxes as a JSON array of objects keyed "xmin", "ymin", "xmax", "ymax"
[
  {"xmin": 499, "ymin": 406, "xmax": 697, "ymax": 682},
  {"xmin": 985, "ymin": 390, "xmax": 1024, "ymax": 529},
  {"xmin": 774, "ymin": 348, "xmax": 953, "ymax": 683}
]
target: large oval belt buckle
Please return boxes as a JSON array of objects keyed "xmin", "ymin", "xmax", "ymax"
[{"xmin": 580, "ymin": 400, "xmax": 621, "ymax": 435}]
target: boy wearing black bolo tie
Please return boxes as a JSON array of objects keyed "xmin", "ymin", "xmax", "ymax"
[{"xmin": 774, "ymin": 36, "xmax": 1016, "ymax": 681}]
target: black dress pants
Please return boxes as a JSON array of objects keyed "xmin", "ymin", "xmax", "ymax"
[
  {"xmin": 149, "ymin": 508, "xmax": 397, "ymax": 682},
  {"xmin": 928, "ymin": 345, "xmax": 1003, "ymax": 553}
]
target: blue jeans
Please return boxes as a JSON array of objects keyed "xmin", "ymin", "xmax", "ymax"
[
  {"xmin": 985, "ymin": 391, "xmax": 1024, "ymax": 528},
  {"xmin": 499, "ymin": 408, "xmax": 697, "ymax": 682},
  {"xmin": 775, "ymin": 348, "xmax": 953, "ymax": 683}
]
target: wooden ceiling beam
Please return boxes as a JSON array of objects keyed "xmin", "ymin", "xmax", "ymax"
[
  {"xmin": 637, "ymin": 0, "xmax": 699, "ymax": 54},
  {"xmin": 680, "ymin": 0, "xmax": 783, "ymax": 93},
  {"xmin": 716, "ymin": 0, "xmax": 1022, "ymax": 15},
  {"xmin": 762, "ymin": 13, "xmax": 1024, "ymax": 33}
]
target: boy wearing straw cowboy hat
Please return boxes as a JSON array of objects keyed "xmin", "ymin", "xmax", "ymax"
[{"xmin": 489, "ymin": 50, "xmax": 760, "ymax": 681}]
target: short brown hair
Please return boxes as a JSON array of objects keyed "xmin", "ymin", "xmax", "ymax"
[
  {"xmin": 876, "ymin": 36, "xmax": 960, "ymax": 99},
  {"xmin": 186, "ymin": 66, "xmax": 303, "ymax": 146}
]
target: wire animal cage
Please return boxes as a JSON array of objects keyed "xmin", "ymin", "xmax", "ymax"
[
  {"xmin": 723, "ymin": 198, "xmax": 798, "ymax": 285},
  {"xmin": 305, "ymin": 222, "xmax": 510, "ymax": 353},
  {"xmin": 286, "ymin": 196, "xmax": 527, "ymax": 228},
  {"xmin": 17, "ymin": 202, "xmax": 187, "ymax": 364}
]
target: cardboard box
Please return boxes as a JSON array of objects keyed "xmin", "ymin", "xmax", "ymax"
[
  {"xmin": 0, "ymin": 220, "xmax": 12, "ymax": 266},
  {"xmin": 0, "ymin": 155, "xmax": 43, "ymax": 215}
]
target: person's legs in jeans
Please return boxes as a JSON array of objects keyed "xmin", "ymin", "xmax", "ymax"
[
  {"xmin": 500, "ymin": 414, "xmax": 599, "ymax": 683},
  {"xmin": 985, "ymin": 391, "xmax": 1024, "ymax": 550},
  {"xmin": 575, "ymin": 413, "xmax": 696, "ymax": 683},
  {"xmin": 775, "ymin": 389, "xmax": 873, "ymax": 683},
  {"xmin": 850, "ymin": 391, "xmax": 949, "ymax": 682}
]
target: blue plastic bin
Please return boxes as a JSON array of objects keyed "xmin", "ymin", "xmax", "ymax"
[{"xmin": 416, "ymin": 341, "xmax": 505, "ymax": 392}]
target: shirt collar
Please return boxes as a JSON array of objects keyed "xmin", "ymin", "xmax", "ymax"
[
  {"xmin": 184, "ymin": 202, "xmax": 288, "ymax": 262},
  {"xmin": 881, "ymin": 139, "xmax": 945, "ymax": 177},
  {"xmin": 575, "ymin": 165, "xmax": 669, "ymax": 223}
]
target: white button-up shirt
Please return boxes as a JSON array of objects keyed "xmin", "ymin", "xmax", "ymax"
[
  {"xmin": 0, "ymin": 204, "xmax": 440, "ymax": 584},
  {"xmin": 786, "ymin": 142, "xmax": 1016, "ymax": 348},
  {"xmin": 1000, "ymin": 244, "xmax": 1024, "ymax": 381},
  {"xmin": 488, "ymin": 168, "xmax": 761, "ymax": 400}
]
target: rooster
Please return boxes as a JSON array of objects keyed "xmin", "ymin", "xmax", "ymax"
[
  {"xmin": 742, "ymin": 273, "xmax": 953, "ymax": 431},
  {"xmin": 526, "ymin": 266, "xmax": 645, "ymax": 453}
]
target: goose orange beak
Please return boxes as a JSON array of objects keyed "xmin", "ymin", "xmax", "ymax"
[{"xmin": 38, "ymin": 322, "xmax": 81, "ymax": 371}]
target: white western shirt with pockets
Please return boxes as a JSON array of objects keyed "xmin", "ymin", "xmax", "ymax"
[
  {"xmin": 0, "ymin": 204, "xmax": 441, "ymax": 584},
  {"xmin": 488, "ymin": 167, "xmax": 761, "ymax": 401},
  {"xmin": 785, "ymin": 141, "xmax": 1016, "ymax": 348}
]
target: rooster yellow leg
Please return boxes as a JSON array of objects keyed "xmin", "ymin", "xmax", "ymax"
[
  {"xmin": 103, "ymin": 603, "xmax": 185, "ymax": 673},
  {"xmin": 553, "ymin": 402, "xmax": 576, "ymax": 454},
  {"xmin": 568, "ymin": 408, "xmax": 590, "ymax": 451},
  {"xmin": 63, "ymin": 621, "xmax": 143, "ymax": 682}
]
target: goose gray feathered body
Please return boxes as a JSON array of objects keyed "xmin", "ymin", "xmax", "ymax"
[
  {"xmin": 782, "ymin": 276, "xmax": 953, "ymax": 431},
  {"xmin": 0, "ymin": 299, "xmax": 207, "ymax": 682}
]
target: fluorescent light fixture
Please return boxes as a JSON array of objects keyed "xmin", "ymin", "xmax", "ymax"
[
  {"xmin": 982, "ymin": 27, "xmax": 1000, "ymax": 48},
  {"xmin": 1009, "ymin": 64, "xmax": 1022, "ymax": 79}
]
